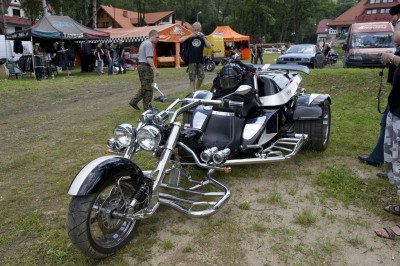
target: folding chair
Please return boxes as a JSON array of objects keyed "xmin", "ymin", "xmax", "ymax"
[{"xmin": 5, "ymin": 62, "xmax": 22, "ymax": 79}]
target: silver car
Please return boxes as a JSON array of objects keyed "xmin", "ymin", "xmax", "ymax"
[{"xmin": 276, "ymin": 44, "xmax": 325, "ymax": 68}]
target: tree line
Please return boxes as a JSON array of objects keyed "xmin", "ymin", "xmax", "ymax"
[{"xmin": 16, "ymin": 0, "xmax": 357, "ymax": 44}]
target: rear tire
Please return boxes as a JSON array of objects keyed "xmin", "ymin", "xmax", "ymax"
[
  {"xmin": 315, "ymin": 54, "xmax": 325, "ymax": 68},
  {"xmin": 312, "ymin": 60, "xmax": 317, "ymax": 69},
  {"xmin": 67, "ymin": 177, "xmax": 141, "ymax": 259},
  {"xmin": 205, "ymin": 61, "xmax": 215, "ymax": 72},
  {"xmin": 294, "ymin": 100, "xmax": 331, "ymax": 151}
]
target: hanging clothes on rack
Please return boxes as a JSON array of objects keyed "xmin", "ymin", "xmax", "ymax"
[{"xmin": 13, "ymin": 40, "xmax": 23, "ymax": 54}]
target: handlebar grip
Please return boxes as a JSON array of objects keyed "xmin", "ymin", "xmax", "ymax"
[
  {"xmin": 154, "ymin": 96, "xmax": 178, "ymax": 102},
  {"xmin": 154, "ymin": 96, "xmax": 166, "ymax": 102},
  {"xmin": 228, "ymin": 100, "xmax": 244, "ymax": 107}
]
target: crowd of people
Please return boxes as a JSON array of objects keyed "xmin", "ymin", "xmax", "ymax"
[
  {"xmin": 250, "ymin": 43, "xmax": 264, "ymax": 64},
  {"xmin": 95, "ymin": 41, "xmax": 131, "ymax": 76}
]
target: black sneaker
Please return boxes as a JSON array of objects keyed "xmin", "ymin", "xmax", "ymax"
[
  {"xmin": 357, "ymin": 155, "xmax": 381, "ymax": 167},
  {"xmin": 130, "ymin": 103, "xmax": 140, "ymax": 110},
  {"xmin": 376, "ymin": 172, "xmax": 388, "ymax": 179}
]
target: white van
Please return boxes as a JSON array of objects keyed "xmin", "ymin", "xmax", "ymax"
[
  {"xmin": 0, "ymin": 35, "xmax": 32, "ymax": 61},
  {"xmin": 342, "ymin": 22, "xmax": 395, "ymax": 68}
]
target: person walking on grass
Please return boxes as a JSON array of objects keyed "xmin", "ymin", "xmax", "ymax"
[
  {"xmin": 254, "ymin": 43, "xmax": 263, "ymax": 64},
  {"xmin": 129, "ymin": 30, "xmax": 160, "ymax": 111},
  {"xmin": 96, "ymin": 42, "xmax": 104, "ymax": 76},
  {"xmin": 117, "ymin": 40, "xmax": 126, "ymax": 74},
  {"xmin": 250, "ymin": 44, "xmax": 256, "ymax": 64},
  {"xmin": 179, "ymin": 22, "xmax": 211, "ymax": 92},
  {"xmin": 107, "ymin": 42, "xmax": 115, "ymax": 75}
]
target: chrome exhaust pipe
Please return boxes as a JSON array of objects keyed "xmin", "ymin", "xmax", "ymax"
[
  {"xmin": 213, "ymin": 148, "xmax": 231, "ymax": 165},
  {"xmin": 200, "ymin": 147, "xmax": 218, "ymax": 162}
]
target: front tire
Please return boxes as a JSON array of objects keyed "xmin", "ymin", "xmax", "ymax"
[
  {"xmin": 67, "ymin": 177, "xmax": 141, "ymax": 259},
  {"xmin": 294, "ymin": 100, "xmax": 331, "ymax": 151}
]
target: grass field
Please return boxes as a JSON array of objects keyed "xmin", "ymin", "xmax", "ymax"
[{"xmin": 1, "ymin": 57, "xmax": 400, "ymax": 265}]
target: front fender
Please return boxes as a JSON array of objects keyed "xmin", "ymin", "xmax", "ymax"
[
  {"xmin": 293, "ymin": 93, "xmax": 331, "ymax": 120},
  {"xmin": 68, "ymin": 155, "xmax": 145, "ymax": 196}
]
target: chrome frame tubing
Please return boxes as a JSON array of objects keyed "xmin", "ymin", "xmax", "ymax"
[{"xmin": 159, "ymin": 169, "xmax": 231, "ymax": 217}]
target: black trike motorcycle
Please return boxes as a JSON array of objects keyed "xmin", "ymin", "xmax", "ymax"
[{"xmin": 66, "ymin": 62, "xmax": 331, "ymax": 258}]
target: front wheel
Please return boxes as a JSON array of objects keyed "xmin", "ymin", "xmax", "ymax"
[
  {"xmin": 67, "ymin": 176, "xmax": 141, "ymax": 259},
  {"xmin": 294, "ymin": 100, "xmax": 331, "ymax": 151}
]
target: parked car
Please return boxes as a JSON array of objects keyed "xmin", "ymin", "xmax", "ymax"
[
  {"xmin": 264, "ymin": 48, "xmax": 281, "ymax": 54},
  {"xmin": 276, "ymin": 44, "xmax": 325, "ymax": 68}
]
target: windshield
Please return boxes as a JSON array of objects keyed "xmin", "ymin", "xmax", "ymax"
[
  {"xmin": 286, "ymin": 45, "xmax": 315, "ymax": 54},
  {"xmin": 351, "ymin": 32, "xmax": 394, "ymax": 48}
]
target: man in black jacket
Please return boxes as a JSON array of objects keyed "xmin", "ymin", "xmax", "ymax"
[{"xmin": 179, "ymin": 22, "xmax": 211, "ymax": 91}]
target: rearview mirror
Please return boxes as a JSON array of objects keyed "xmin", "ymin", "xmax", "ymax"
[
  {"xmin": 234, "ymin": 85, "xmax": 252, "ymax": 95},
  {"xmin": 151, "ymin": 83, "xmax": 164, "ymax": 96},
  {"xmin": 221, "ymin": 85, "xmax": 252, "ymax": 100}
]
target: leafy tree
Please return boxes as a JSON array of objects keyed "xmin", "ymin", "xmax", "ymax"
[
  {"xmin": 38, "ymin": 0, "xmax": 360, "ymax": 44},
  {"xmin": 20, "ymin": 0, "xmax": 42, "ymax": 24}
]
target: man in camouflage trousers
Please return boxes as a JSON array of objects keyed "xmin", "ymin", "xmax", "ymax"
[
  {"xmin": 179, "ymin": 22, "xmax": 211, "ymax": 92},
  {"xmin": 130, "ymin": 30, "xmax": 160, "ymax": 110}
]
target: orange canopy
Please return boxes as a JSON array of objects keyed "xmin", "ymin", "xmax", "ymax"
[
  {"xmin": 98, "ymin": 24, "xmax": 192, "ymax": 68},
  {"xmin": 210, "ymin": 26, "xmax": 249, "ymax": 42},
  {"xmin": 97, "ymin": 24, "xmax": 192, "ymax": 43},
  {"xmin": 209, "ymin": 25, "xmax": 250, "ymax": 60}
]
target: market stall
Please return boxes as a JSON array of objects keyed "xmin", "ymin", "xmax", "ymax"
[
  {"xmin": 6, "ymin": 15, "xmax": 109, "ymax": 79},
  {"xmin": 98, "ymin": 24, "xmax": 192, "ymax": 68},
  {"xmin": 209, "ymin": 26, "xmax": 250, "ymax": 60}
]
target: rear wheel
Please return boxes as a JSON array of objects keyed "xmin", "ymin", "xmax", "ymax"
[
  {"xmin": 205, "ymin": 61, "xmax": 215, "ymax": 72},
  {"xmin": 294, "ymin": 100, "xmax": 331, "ymax": 151},
  {"xmin": 312, "ymin": 60, "xmax": 317, "ymax": 68},
  {"xmin": 315, "ymin": 54, "xmax": 325, "ymax": 68},
  {"xmin": 67, "ymin": 175, "xmax": 141, "ymax": 259}
]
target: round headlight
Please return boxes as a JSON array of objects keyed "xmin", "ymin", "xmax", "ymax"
[
  {"xmin": 114, "ymin": 124, "xmax": 135, "ymax": 148},
  {"xmin": 137, "ymin": 125, "xmax": 162, "ymax": 151}
]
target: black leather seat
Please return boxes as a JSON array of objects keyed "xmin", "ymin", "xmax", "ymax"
[{"xmin": 258, "ymin": 77, "xmax": 280, "ymax": 97}]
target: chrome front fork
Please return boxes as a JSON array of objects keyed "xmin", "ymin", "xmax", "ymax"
[{"xmin": 128, "ymin": 121, "xmax": 183, "ymax": 219}]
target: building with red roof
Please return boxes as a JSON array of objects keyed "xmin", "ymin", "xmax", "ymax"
[
  {"xmin": 0, "ymin": 0, "xmax": 32, "ymax": 34},
  {"xmin": 317, "ymin": 0, "xmax": 400, "ymax": 42},
  {"xmin": 0, "ymin": 0, "xmax": 57, "ymax": 34},
  {"xmin": 93, "ymin": 5, "xmax": 176, "ymax": 29},
  {"xmin": 316, "ymin": 19, "xmax": 335, "ymax": 43}
]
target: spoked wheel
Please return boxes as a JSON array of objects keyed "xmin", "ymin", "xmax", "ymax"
[
  {"xmin": 294, "ymin": 99, "xmax": 331, "ymax": 151},
  {"xmin": 67, "ymin": 176, "xmax": 141, "ymax": 259}
]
